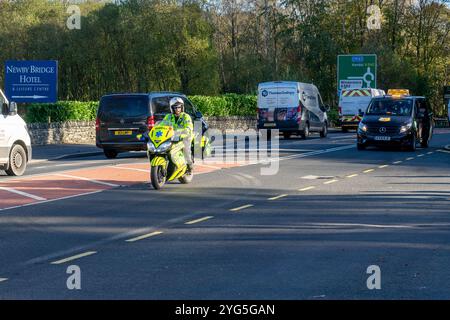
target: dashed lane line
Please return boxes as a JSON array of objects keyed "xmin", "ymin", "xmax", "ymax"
[
  {"xmin": 346, "ymin": 174, "xmax": 359, "ymax": 178},
  {"xmin": 50, "ymin": 251, "xmax": 97, "ymax": 265},
  {"xmin": 299, "ymin": 186, "xmax": 316, "ymax": 191},
  {"xmin": 0, "ymin": 278, "xmax": 8, "ymax": 283},
  {"xmin": 125, "ymin": 231, "xmax": 164, "ymax": 242},
  {"xmin": 323, "ymin": 179, "xmax": 339, "ymax": 185},
  {"xmin": 393, "ymin": 161, "xmax": 403, "ymax": 164},
  {"xmin": 379, "ymin": 165, "xmax": 389, "ymax": 168},
  {"xmin": 230, "ymin": 204, "xmax": 254, "ymax": 212},
  {"xmin": 0, "ymin": 186, "xmax": 47, "ymax": 201},
  {"xmin": 185, "ymin": 216, "xmax": 214, "ymax": 225},
  {"xmin": 268, "ymin": 194, "xmax": 288, "ymax": 200},
  {"xmin": 363, "ymin": 169, "xmax": 375, "ymax": 173},
  {"xmin": 405, "ymin": 157, "xmax": 415, "ymax": 161}
]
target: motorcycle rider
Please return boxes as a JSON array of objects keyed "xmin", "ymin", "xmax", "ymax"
[{"xmin": 161, "ymin": 97, "xmax": 194, "ymax": 171}]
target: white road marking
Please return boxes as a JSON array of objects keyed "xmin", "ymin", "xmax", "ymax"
[
  {"xmin": 363, "ymin": 169, "xmax": 375, "ymax": 173},
  {"xmin": 378, "ymin": 165, "xmax": 389, "ymax": 168},
  {"xmin": 427, "ymin": 152, "xmax": 434, "ymax": 155},
  {"xmin": 278, "ymin": 145, "xmax": 354, "ymax": 161},
  {"xmin": 54, "ymin": 173, "xmax": 120, "ymax": 187},
  {"xmin": 51, "ymin": 251, "xmax": 97, "ymax": 265},
  {"xmin": 405, "ymin": 157, "xmax": 414, "ymax": 161},
  {"xmin": 268, "ymin": 194, "xmax": 288, "ymax": 200},
  {"xmin": 125, "ymin": 231, "xmax": 164, "ymax": 242},
  {"xmin": 417, "ymin": 154, "xmax": 425, "ymax": 157},
  {"xmin": 299, "ymin": 186, "xmax": 316, "ymax": 191},
  {"xmin": 230, "ymin": 204, "xmax": 254, "ymax": 212},
  {"xmin": 185, "ymin": 216, "xmax": 214, "ymax": 225},
  {"xmin": 323, "ymin": 179, "xmax": 339, "ymax": 185},
  {"xmin": 0, "ymin": 186, "xmax": 46, "ymax": 201},
  {"xmin": 393, "ymin": 161, "xmax": 403, "ymax": 164},
  {"xmin": 0, "ymin": 278, "xmax": 8, "ymax": 283},
  {"xmin": 346, "ymin": 174, "xmax": 358, "ymax": 178},
  {"xmin": 0, "ymin": 190, "xmax": 103, "ymax": 213},
  {"xmin": 109, "ymin": 166, "xmax": 149, "ymax": 173}
]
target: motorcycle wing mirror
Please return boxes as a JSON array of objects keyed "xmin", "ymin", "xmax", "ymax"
[{"xmin": 195, "ymin": 111, "xmax": 203, "ymax": 119}]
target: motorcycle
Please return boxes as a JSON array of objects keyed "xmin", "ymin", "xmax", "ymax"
[{"xmin": 138, "ymin": 125, "xmax": 193, "ymax": 190}]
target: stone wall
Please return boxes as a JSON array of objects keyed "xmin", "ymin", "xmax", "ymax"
[
  {"xmin": 27, "ymin": 121, "xmax": 96, "ymax": 145},
  {"xmin": 27, "ymin": 117, "xmax": 257, "ymax": 145}
]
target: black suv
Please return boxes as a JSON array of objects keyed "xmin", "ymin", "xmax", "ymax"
[
  {"xmin": 96, "ymin": 92, "xmax": 207, "ymax": 158},
  {"xmin": 357, "ymin": 96, "xmax": 433, "ymax": 151}
]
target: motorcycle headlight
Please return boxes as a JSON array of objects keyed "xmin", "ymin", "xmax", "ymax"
[
  {"xmin": 147, "ymin": 142, "xmax": 156, "ymax": 153},
  {"xmin": 400, "ymin": 122, "xmax": 412, "ymax": 133},
  {"xmin": 156, "ymin": 141, "xmax": 172, "ymax": 152},
  {"xmin": 358, "ymin": 122, "xmax": 368, "ymax": 132}
]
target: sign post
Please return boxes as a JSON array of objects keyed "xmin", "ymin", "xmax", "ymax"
[
  {"xmin": 337, "ymin": 54, "xmax": 377, "ymax": 96},
  {"xmin": 5, "ymin": 60, "xmax": 58, "ymax": 103}
]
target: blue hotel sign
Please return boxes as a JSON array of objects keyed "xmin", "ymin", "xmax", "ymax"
[{"xmin": 5, "ymin": 60, "xmax": 58, "ymax": 103}]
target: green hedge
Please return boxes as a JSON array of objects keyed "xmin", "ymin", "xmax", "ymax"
[
  {"xmin": 25, "ymin": 94, "xmax": 258, "ymax": 123},
  {"xmin": 25, "ymin": 101, "xmax": 99, "ymax": 123},
  {"xmin": 189, "ymin": 94, "xmax": 257, "ymax": 117}
]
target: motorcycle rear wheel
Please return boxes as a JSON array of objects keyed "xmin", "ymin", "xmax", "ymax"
[{"xmin": 151, "ymin": 165, "xmax": 166, "ymax": 190}]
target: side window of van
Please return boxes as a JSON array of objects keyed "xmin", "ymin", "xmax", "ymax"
[{"xmin": 182, "ymin": 98, "xmax": 194, "ymax": 116}]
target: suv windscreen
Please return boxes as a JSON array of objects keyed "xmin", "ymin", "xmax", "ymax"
[
  {"xmin": 366, "ymin": 99, "xmax": 413, "ymax": 116},
  {"xmin": 99, "ymin": 96, "xmax": 149, "ymax": 119}
]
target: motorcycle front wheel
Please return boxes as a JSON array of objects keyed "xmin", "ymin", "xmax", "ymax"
[{"xmin": 151, "ymin": 165, "xmax": 167, "ymax": 190}]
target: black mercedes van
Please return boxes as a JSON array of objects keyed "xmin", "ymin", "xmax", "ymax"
[
  {"xmin": 357, "ymin": 95, "xmax": 433, "ymax": 151},
  {"xmin": 96, "ymin": 92, "xmax": 207, "ymax": 158}
]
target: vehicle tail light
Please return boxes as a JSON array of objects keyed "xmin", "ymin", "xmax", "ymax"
[
  {"xmin": 338, "ymin": 106, "xmax": 343, "ymax": 119},
  {"xmin": 147, "ymin": 116, "xmax": 155, "ymax": 130},
  {"xmin": 95, "ymin": 117, "xmax": 100, "ymax": 131},
  {"xmin": 297, "ymin": 104, "xmax": 302, "ymax": 123}
]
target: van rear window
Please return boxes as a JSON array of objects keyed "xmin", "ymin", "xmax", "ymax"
[
  {"xmin": 99, "ymin": 96, "xmax": 149, "ymax": 118},
  {"xmin": 151, "ymin": 96, "xmax": 172, "ymax": 115}
]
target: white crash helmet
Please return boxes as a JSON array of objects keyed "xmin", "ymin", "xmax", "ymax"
[{"xmin": 169, "ymin": 97, "xmax": 184, "ymax": 113}]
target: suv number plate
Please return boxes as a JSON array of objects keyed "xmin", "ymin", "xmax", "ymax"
[{"xmin": 375, "ymin": 136, "xmax": 391, "ymax": 141}]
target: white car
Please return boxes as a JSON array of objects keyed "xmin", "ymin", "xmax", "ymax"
[
  {"xmin": 0, "ymin": 89, "xmax": 32, "ymax": 176},
  {"xmin": 257, "ymin": 81, "xmax": 330, "ymax": 139}
]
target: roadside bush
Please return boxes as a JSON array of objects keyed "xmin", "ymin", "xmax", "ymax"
[
  {"xmin": 188, "ymin": 94, "xmax": 257, "ymax": 117},
  {"xmin": 25, "ymin": 94, "xmax": 258, "ymax": 123},
  {"xmin": 26, "ymin": 101, "xmax": 99, "ymax": 123}
]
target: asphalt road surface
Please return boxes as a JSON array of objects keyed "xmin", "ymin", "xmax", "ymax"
[{"xmin": 0, "ymin": 129, "xmax": 449, "ymax": 299}]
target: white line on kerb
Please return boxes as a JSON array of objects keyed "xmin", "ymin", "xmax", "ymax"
[
  {"xmin": 51, "ymin": 251, "xmax": 97, "ymax": 265},
  {"xmin": 125, "ymin": 231, "xmax": 164, "ymax": 242},
  {"xmin": 0, "ymin": 186, "xmax": 46, "ymax": 201},
  {"xmin": 185, "ymin": 216, "xmax": 214, "ymax": 225},
  {"xmin": 55, "ymin": 173, "xmax": 120, "ymax": 187}
]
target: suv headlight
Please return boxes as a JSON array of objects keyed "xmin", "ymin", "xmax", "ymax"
[
  {"xmin": 156, "ymin": 141, "xmax": 172, "ymax": 152},
  {"xmin": 358, "ymin": 122, "xmax": 368, "ymax": 132},
  {"xmin": 400, "ymin": 122, "xmax": 412, "ymax": 133}
]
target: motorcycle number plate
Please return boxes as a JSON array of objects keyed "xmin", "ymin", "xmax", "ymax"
[{"xmin": 115, "ymin": 130, "xmax": 132, "ymax": 135}]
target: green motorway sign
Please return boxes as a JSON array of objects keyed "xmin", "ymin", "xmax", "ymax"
[{"xmin": 337, "ymin": 54, "xmax": 377, "ymax": 92}]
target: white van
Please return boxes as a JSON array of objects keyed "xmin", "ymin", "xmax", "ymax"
[
  {"xmin": 257, "ymin": 81, "xmax": 329, "ymax": 139},
  {"xmin": 0, "ymin": 89, "xmax": 31, "ymax": 176},
  {"xmin": 338, "ymin": 88, "xmax": 385, "ymax": 132}
]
